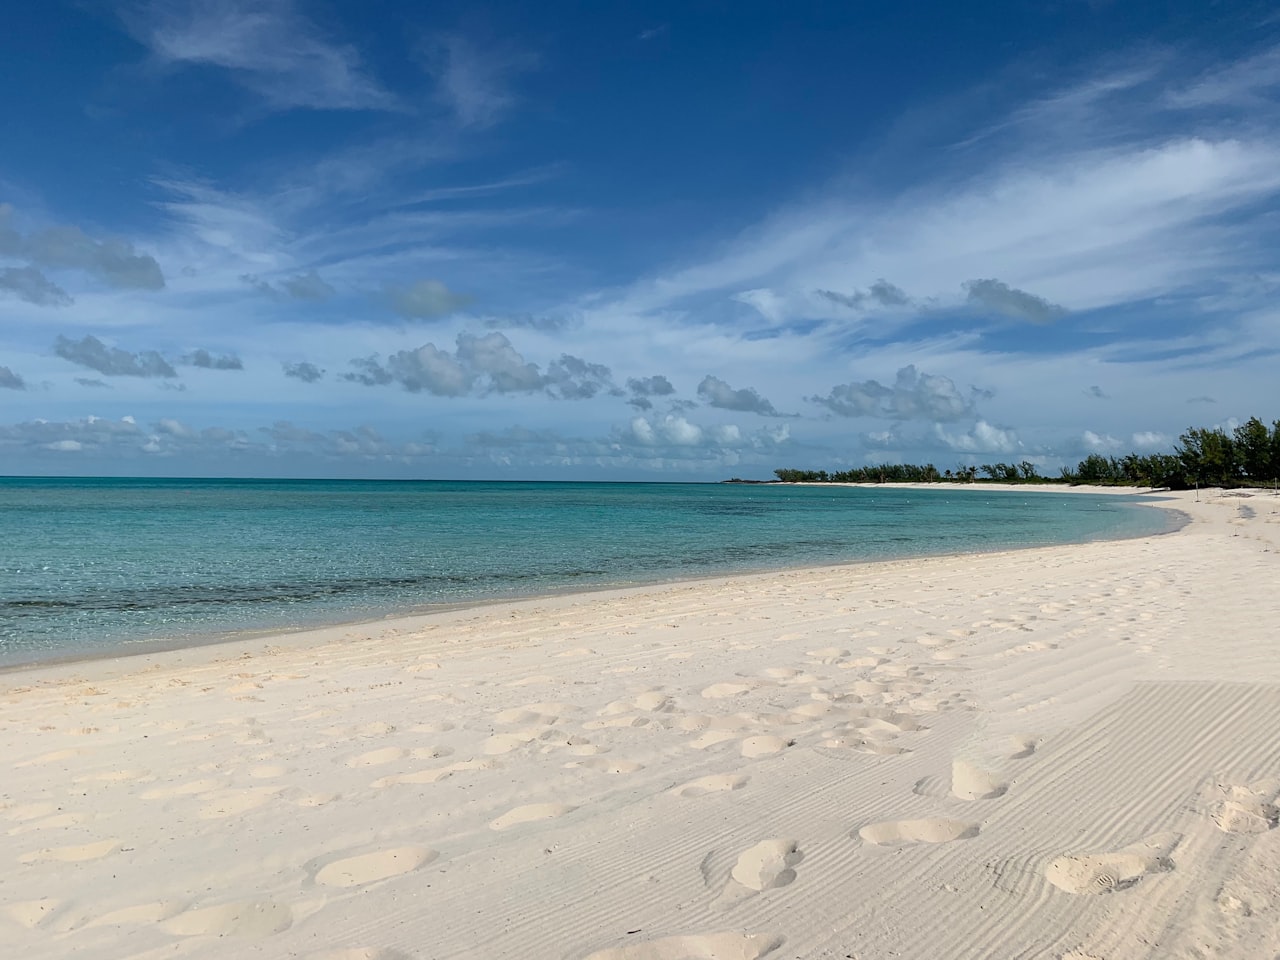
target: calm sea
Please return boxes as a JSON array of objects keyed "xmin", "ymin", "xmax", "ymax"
[{"xmin": 0, "ymin": 478, "xmax": 1175, "ymax": 667}]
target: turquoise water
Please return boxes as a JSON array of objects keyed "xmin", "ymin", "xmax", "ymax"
[{"xmin": 0, "ymin": 478, "xmax": 1175, "ymax": 667}]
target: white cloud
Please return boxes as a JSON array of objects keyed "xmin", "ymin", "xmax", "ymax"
[
  {"xmin": 424, "ymin": 33, "xmax": 537, "ymax": 128},
  {"xmin": 1132, "ymin": 431, "xmax": 1169, "ymax": 449},
  {"xmin": 964, "ymin": 278, "xmax": 1066, "ymax": 324},
  {"xmin": 812, "ymin": 366, "xmax": 977, "ymax": 421},
  {"xmin": 697, "ymin": 375, "xmax": 784, "ymax": 416},
  {"xmin": 1083, "ymin": 430, "xmax": 1124, "ymax": 452},
  {"xmin": 132, "ymin": 0, "xmax": 399, "ymax": 112},
  {"xmin": 935, "ymin": 420, "xmax": 1020, "ymax": 454}
]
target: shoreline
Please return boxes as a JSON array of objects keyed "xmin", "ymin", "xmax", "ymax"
[
  {"xmin": 0, "ymin": 484, "xmax": 1184, "ymax": 676},
  {"xmin": 3, "ymin": 487, "xmax": 1279, "ymax": 959}
]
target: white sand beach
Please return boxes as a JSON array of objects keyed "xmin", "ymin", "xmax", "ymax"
[{"xmin": 3, "ymin": 487, "xmax": 1279, "ymax": 960}]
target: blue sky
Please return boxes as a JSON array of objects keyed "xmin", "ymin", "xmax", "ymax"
[{"xmin": 2, "ymin": 0, "xmax": 1278, "ymax": 479}]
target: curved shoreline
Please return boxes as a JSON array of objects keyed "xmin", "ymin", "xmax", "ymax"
[
  {"xmin": 0, "ymin": 485, "xmax": 1182, "ymax": 674},
  {"xmin": 2, "ymin": 487, "xmax": 1278, "ymax": 960}
]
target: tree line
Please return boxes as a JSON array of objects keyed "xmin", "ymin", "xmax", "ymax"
[{"xmin": 773, "ymin": 416, "xmax": 1280, "ymax": 490}]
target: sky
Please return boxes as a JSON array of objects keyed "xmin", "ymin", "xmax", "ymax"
[{"xmin": 1, "ymin": 0, "xmax": 1279, "ymax": 480}]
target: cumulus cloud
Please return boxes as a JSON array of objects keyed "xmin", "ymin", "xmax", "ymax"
[
  {"xmin": 614, "ymin": 415, "xmax": 791, "ymax": 467},
  {"xmin": 626, "ymin": 374, "xmax": 675, "ymax": 410},
  {"xmin": 964, "ymin": 278, "xmax": 1067, "ymax": 323},
  {"xmin": 811, "ymin": 365, "xmax": 976, "ymax": 421},
  {"xmin": 157, "ymin": 417, "xmax": 194, "ymax": 438},
  {"xmin": 0, "ymin": 415, "xmax": 146, "ymax": 455},
  {"xmin": 624, "ymin": 414, "xmax": 702, "ymax": 447},
  {"xmin": 546, "ymin": 355, "xmax": 617, "ymax": 399},
  {"xmin": 185, "ymin": 349, "xmax": 243, "ymax": 370},
  {"xmin": 1132, "ymin": 431, "xmax": 1169, "ymax": 449},
  {"xmin": 0, "ymin": 366, "xmax": 25, "ymax": 390},
  {"xmin": 344, "ymin": 333, "xmax": 617, "ymax": 400},
  {"xmin": 283, "ymin": 360, "xmax": 324, "ymax": 383},
  {"xmin": 934, "ymin": 420, "xmax": 1020, "ymax": 454},
  {"xmin": 455, "ymin": 331, "xmax": 543, "ymax": 392},
  {"xmin": 815, "ymin": 279, "xmax": 910, "ymax": 310},
  {"xmin": 0, "ymin": 265, "xmax": 73, "ymax": 306},
  {"xmin": 1083, "ymin": 430, "xmax": 1124, "ymax": 452},
  {"xmin": 697, "ymin": 375, "xmax": 785, "ymax": 416},
  {"xmin": 1, "ymin": 205, "xmax": 164, "ymax": 291},
  {"xmin": 54, "ymin": 335, "xmax": 177, "ymax": 378},
  {"xmin": 387, "ymin": 279, "xmax": 471, "ymax": 319},
  {"xmin": 345, "ymin": 343, "xmax": 470, "ymax": 395}
]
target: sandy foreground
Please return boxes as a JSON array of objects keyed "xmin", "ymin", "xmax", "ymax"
[{"xmin": 2, "ymin": 489, "xmax": 1279, "ymax": 960}]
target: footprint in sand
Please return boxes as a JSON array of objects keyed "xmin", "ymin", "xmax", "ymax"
[
  {"xmin": 249, "ymin": 764, "xmax": 289, "ymax": 779},
  {"xmin": 950, "ymin": 759, "xmax": 1008, "ymax": 800},
  {"xmin": 4, "ymin": 802, "xmax": 59, "ymax": 823},
  {"xmin": 197, "ymin": 786, "xmax": 282, "ymax": 819},
  {"xmin": 373, "ymin": 758, "xmax": 498, "ymax": 788},
  {"xmin": 484, "ymin": 732, "xmax": 540, "ymax": 755},
  {"xmin": 19, "ymin": 838, "xmax": 119, "ymax": 863},
  {"xmin": 1045, "ymin": 832, "xmax": 1179, "ymax": 894},
  {"xmin": 345, "ymin": 747, "xmax": 409, "ymax": 768},
  {"xmin": 740, "ymin": 736, "xmax": 793, "ymax": 759},
  {"xmin": 806, "ymin": 647, "xmax": 849, "ymax": 664},
  {"xmin": 565, "ymin": 757, "xmax": 644, "ymax": 774},
  {"xmin": 72, "ymin": 768, "xmax": 151, "ymax": 784},
  {"xmin": 857, "ymin": 819, "xmax": 979, "ymax": 846},
  {"xmin": 715, "ymin": 839, "xmax": 803, "ymax": 908},
  {"xmin": 163, "ymin": 899, "xmax": 304, "ymax": 939},
  {"xmin": 15, "ymin": 748, "xmax": 85, "ymax": 768},
  {"xmin": 582, "ymin": 931, "xmax": 782, "ymax": 960},
  {"xmin": 494, "ymin": 703, "xmax": 576, "ymax": 726},
  {"xmin": 313, "ymin": 846, "xmax": 438, "ymax": 888},
  {"xmin": 87, "ymin": 900, "xmax": 187, "ymax": 927},
  {"xmin": 8, "ymin": 812, "xmax": 90, "ymax": 836},
  {"xmin": 689, "ymin": 730, "xmax": 739, "ymax": 750},
  {"xmin": 701, "ymin": 681, "xmax": 759, "ymax": 699},
  {"xmin": 3, "ymin": 899, "xmax": 61, "ymax": 929},
  {"xmin": 671, "ymin": 774, "xmax": 749, "ymax": 797},
  {"xmin": 410, "ymin": 721, "xmax": 455, "ymax": 734},
  {"xmin": 489, "ymin": 803, "xmax": 577, "ymax": 831},
  {"xmin": 1206, "ymin": 780, "xmax": 1280, "ymax": 834},
  {"xmin": 1006, "ymin": 735, "xmax": 1039, "ymax": 759}
]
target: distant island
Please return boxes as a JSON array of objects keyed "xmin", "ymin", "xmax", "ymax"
[{"xmin": 754, "ymin": 416, "xmax": 1279, "ymax": 490}]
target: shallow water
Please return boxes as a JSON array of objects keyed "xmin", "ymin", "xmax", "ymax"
[{"xmin": 0, "ymin": 478, "xmax": 1174, "ymax": 666}]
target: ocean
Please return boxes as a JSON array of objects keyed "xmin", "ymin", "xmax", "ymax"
[{"xmin": 0, "ymin": 478, "xmax": 1175, "ymax": 667}]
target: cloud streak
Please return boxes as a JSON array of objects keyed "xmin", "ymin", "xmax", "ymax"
[{"xmin": 131, "ymin": 0, "xmax": 400, "ymax": 112}]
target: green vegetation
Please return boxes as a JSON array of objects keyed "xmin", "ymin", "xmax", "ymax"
[{"xmin": 773, "ymin": 416, "xmax": 1280, "ymax": 490}]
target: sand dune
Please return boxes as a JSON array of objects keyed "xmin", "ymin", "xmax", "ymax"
[{"xmin": 2, "ymin": 488, "xmax": 1279, "ymax": 959}]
